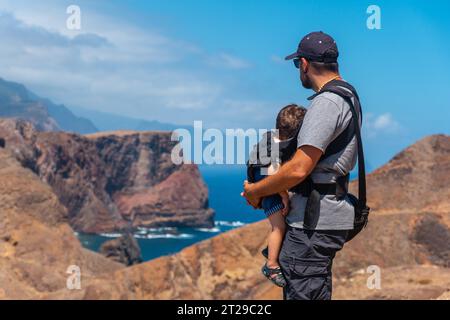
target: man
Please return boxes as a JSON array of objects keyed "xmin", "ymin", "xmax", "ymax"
[{"xmin": 243, "ymin": 31, "xmax": 362, "ymax": 300}]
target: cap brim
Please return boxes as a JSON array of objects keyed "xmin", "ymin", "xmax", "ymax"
[{"xmin": 285, "ymin": 52, "xmax": 299, "ymax": 60}]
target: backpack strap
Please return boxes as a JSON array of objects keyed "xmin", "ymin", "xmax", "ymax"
[
  {"xmin": 309, "ymin": 80, "xmax": 362, "ymax": 161},
  {"xmin": 314, "ymin": 80, "xmax": 367, "ymax": 208}
]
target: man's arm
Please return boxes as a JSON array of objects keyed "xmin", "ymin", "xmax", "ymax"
[{"xmin": 243, "ymin": 145, "xmax": 323, "ymax": 207}]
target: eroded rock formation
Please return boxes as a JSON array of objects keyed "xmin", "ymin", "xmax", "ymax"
[
  {"xmin": 0, "ymin": 119, "xmax": 214, "ymax": 233},
  {"xmin": 99, "ymin": 233, "xmax": 142, "ymax": 266}
]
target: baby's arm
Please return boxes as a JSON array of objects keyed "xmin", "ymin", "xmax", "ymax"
[
  {"xmin": 279, "ymin": 190, "xmax": 290, "ymax": 216},
  {"xmin": 268, "ymin": 163, "xmax": 290, "ymax": 216}
]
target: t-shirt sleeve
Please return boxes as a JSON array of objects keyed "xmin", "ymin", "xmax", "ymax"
[{"xmin": 297, "ymin": 96, "xmax": 341, "ymax": 153}]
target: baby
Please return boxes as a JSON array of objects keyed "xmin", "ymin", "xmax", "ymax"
[{"xmin": 246, "ymin": 104, "xmax": 307, "ymax": 287}]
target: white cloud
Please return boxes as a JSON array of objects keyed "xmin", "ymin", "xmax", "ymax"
[
  {"xmin": 0, "ymin": 6, "xmax": 264, "ymax": 128},
  {"xmin": 270, "ymin": 55, "xmax": 285, "ymax": 64},
  {"xmin": 363, "ymin": 112, "xmax": 402, "ymax": 138},
  {"xmin": 213, "ymin": 53, "xmax": 251, "ymax": 69},
  {"xmin": 373, "ymin": 113, "xmax": 397, "ymax": 130}
]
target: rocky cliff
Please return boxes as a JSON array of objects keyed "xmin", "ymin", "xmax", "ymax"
[
  {"xmin": 0, "ymin": 119, "xmax": 214, "ymax": 233},
  {"xmin": 0, "ymin": 134, "xmax": 448, "ymax": 300}
]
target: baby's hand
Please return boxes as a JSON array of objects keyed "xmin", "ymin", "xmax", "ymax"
[{"xmin": 280, "ymin": 191, "xmax": 290, "ymax": 216}]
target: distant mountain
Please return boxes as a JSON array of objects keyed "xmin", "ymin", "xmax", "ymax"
[
  {"xmin": 0, "ymin": 78, "xmax": 98, "ymax": 134},
  {"xmin": 68, "ymin": 106, "xmax": 189, "ymax": 132}
]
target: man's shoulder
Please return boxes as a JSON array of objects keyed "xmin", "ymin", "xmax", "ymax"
[
  {"xmin": 311, "ymin": 91, "xmax": 345, "ymax": 107},
  {"xmin": 309, "ymin": 91, "xmax": 352, "ymax": 118},
  {"xmin": 307, "ymin": 93, "xmax": 343, "ymax": 116}
]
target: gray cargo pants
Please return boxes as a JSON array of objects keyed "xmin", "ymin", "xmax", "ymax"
[{"xmin": 279, "ymin": 226, "xmax": 348, "ymax": 300}]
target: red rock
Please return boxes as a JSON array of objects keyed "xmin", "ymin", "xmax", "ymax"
[{"xmin": 0, "ymin": 119, "xmax": 214, "ymax": 233}]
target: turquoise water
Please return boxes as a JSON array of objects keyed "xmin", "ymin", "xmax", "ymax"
[
  {"xmin": 199, "ymin": 164, "xmax": 262, "ymax": 224},
  {"xmin": 78, "ymin": 165, "xmax": 263, "ymax": 261}
]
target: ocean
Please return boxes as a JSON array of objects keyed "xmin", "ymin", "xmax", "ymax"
[{"xmin": 78, "ymin": 164, "xmax": 263, "ymax": 261}]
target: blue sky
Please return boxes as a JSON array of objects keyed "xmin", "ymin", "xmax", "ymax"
[{"xmin": 0, "ymin": 0, "xmax": 449, "ymax": 168}]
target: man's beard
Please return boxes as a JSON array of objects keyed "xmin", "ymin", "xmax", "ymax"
[{"xmin": 300, "ymin": 71, "xmax": 313, "ymax": 89}]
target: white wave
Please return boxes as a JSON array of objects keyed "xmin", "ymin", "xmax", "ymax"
[
  {"xmin": 95, "ymin": 222, "xmax": 243, "ymax": 241},
  {"xmin": 134, "ymin": 233, "xmax": 194, "ymax": 240},
  {"xmin": 99, "ymin": 233, "xmax": 123, "ymax": 238},
  {"xmin": 195, "ymin": 227, "xmax": 221, "ymax": 233},
  {"xmin": 137, "ymin": 226, "xmax": 177, "ymax": 233},
  {"xmin": 215, "ymin": 220, "xmax": 246, "ymax": 228}
]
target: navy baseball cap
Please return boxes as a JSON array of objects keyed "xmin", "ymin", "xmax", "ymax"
[{"xmin": 285, "ymin": 31, "xmax": 339, "ymax": 63}]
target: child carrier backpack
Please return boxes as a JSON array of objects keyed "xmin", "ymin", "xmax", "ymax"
[{"xmin": 247, "ymin": 79, "xmax": 370, "ymax": 242}]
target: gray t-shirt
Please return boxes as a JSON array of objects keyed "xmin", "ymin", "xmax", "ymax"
[{"xmin": 286, "ymin": 89, "xmax": 361, "ymax": 230}]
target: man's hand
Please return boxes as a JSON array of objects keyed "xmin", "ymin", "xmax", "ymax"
[
  {"xmin": 241, "ymin": 180, "xmax": 261, "ymax": 209},
  {"xmin": 241, "ymin": 146, "xmax": 322, "ymax": 210},
  {"xmin": 241, "ymin": 146, "xmax": 322, "ymax": 200}
]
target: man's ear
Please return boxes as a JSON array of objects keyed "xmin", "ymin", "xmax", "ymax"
[{"xmin": 301, "ymin": 57, "xmax": 309, "ymax": 73}]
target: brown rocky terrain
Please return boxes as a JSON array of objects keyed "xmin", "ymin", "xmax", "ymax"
[
  {"xmin": 0, "ymin": 119, "xmax": 213, "ymax": 233},
  {"xmin": 0, "ymin": 134, "xmax": 448, "ymax": 300},
  {"xmin": 66, "ymin": 212, "xmax": 449, "ymax": 300},
  {"xmin": 351, "ymin": 134, "xmax": 450, "ymax": 214},
  {"xmin": 0, "ymin": 149, "xmax": 124, "ymax": 299}
]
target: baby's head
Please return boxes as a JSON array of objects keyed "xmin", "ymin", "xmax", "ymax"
[{"xmin": 276, "ymin": 104, "xmax": 307, "ymax": 141}]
